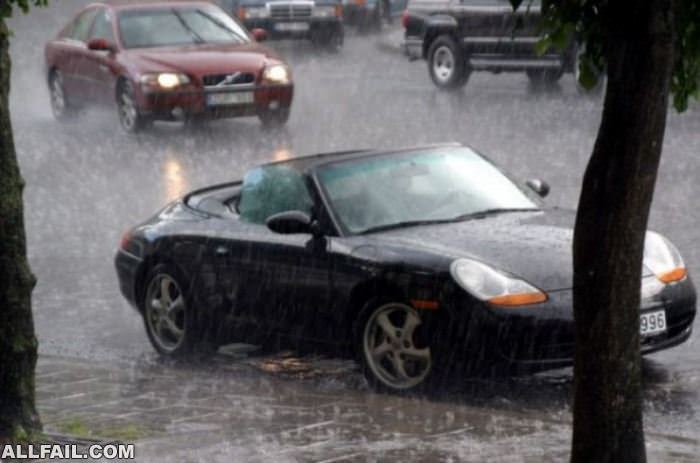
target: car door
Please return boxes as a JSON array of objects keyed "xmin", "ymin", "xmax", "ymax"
[
  {"xmin": 83, "ymin": 7, "xmax": 120, "ymax": 105},
  {"xmin": 232, "ymin": 165, "xmax": 333, "ymax": 342},
  {"xmin": 60, "ymin": 8, "xmax": 100, "ymax": 103}
]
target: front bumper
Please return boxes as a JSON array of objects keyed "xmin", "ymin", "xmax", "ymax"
[
  {"xmin": 137, "ymin": 84, "xmax": 294, "ymax": 120},
  {"xmin": 243, "ymin": 17, "xmax": 342, "ymax": 40},
  {"xmin": 442, "ymin": 275, "xmax": 696, "ymax": 371}
]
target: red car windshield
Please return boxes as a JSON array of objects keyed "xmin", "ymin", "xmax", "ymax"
[{"xmin": 118, "ymin": 6, "xmax": 249, "ymax": 49}]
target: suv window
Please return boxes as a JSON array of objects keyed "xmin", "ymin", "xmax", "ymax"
[
  {"xmin": 71, "ymin": 9, "xmax": 99, "ymax": 42},
  {"xmin": 90, "ymin": 9, "xmax": 115, "ymax": 43},
  {"xmin": 238, "ymin": 165, "xmax": 313, "ymax": 225}
]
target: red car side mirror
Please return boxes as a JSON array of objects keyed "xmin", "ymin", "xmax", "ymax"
[
  {"xmin": 87, "ymin": 38, "xmax": 114, "ymax": 52},
  {"xmin": 251, "ymin": 28, "xmax": 267, "ymax": 42}
]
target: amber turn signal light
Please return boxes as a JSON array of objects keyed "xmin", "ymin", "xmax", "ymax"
[
  {"xmin": 488, "ymin": 292, "xmax": 547, "ymax": 307},
  {"xmin": 411, "ymin": 299, "xmax": 439, "ymax": 310},
  {"xmin": 658, "ymin": 267, "xmax": 687, "ymax": 284}
]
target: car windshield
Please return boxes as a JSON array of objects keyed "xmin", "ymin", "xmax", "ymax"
[
  {"xmin": 316, "ymin": 147, "xmax": 538, "ymax": 234},
  {"xmin": 118, "ymin": 6, "xmax": 249, "ymax": 49}
]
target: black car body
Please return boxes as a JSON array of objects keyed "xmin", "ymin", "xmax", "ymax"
[
  {"xmin": 219, "ymin": 0, "xmax": 344, "ymax": 48},
  {"xmin": 402, "ymin": 0, "xmax": 578, "ymax": 89},
  {"xmin": 115, "ymin": 144, "xmax": 696, "ymax": 393}
]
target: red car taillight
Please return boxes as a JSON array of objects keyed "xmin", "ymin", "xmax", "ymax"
[
  {"xmin": 119, "ymin": 230, "xmax": 132, "ymax": 250},
  {"xmin": 401, "ymin": 10, "xmax": 409, "ymax": 28}
]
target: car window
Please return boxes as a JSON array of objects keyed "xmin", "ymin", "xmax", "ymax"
[
  {"xmin": 90, "ymin": 9, "xmax": 116, "ymax": 43},
  {"xmin": 317, "ymin": 148, "xmax": 537, "ymax": 234},
  {"xmin": 238, "ymin": 165, "xmax": 314, "ymax": 225},
  {"xmin": 71, "ymin": 9, "xmax": 99, "ymax": 42},
  {"xmin": 118, "ymin": 5, "xmax": 249, "ymax": 49}
]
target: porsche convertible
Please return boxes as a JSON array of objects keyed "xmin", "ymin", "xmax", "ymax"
[{"xmin": 115, "ymin": 144, "xmax": 696, "ymax": 393}]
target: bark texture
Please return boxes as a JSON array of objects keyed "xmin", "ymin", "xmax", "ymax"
[
  {"xmin": 0, "ymin": 18, "xmax": 41, "ymax": 441},
  {"xmin": 571, "ymin": 1, "xmax": 674, "ymax": 462}
]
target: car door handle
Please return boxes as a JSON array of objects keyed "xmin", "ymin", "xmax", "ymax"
[{"xmin": 215, "ymin": 246, "xmax": 229, "ymax": 256}]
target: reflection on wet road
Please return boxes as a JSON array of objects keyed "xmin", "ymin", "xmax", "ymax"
[{"xmin": 7, "ymin": 0, "xmax": 700, "ymax": 459}]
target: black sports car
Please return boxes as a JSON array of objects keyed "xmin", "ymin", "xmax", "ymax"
[{"xmin": 115, "ymin": 144, "xmax": 696, "ymax": 393}]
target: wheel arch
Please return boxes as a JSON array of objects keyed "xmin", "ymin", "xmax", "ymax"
[
  {"xmin": 421, "ymin": 18, "xmax": 459, "ymax": 59},
  {"xmin": 343, "ymin": 277, "xmax": 409, "ymax": 345}
]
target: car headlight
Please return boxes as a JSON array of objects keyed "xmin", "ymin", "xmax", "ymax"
[
  {"xmin": 644, "ymin": 231, "xmax": 687, "ymax": 283},
  {"xmin": 262, "ymin": 64, "xmax": 291, "ymax": 84},
  {"xmin": 450, "ymin": 258, "xmax": 547, "ymax": 307},
  {"xmin": 140, "ymin": 73, "xmax": 190, "ymax": 90},
  {"xmin": 241, "ymin": 6, "xmax": 269, "ymax": 18},
  {"xmin": 313, "ymin": 5, "xmax": 338, "ymax": 17}
]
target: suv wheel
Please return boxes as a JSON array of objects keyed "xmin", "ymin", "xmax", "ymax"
[{"xmin": 428, "ymin": 35, "xmax": 469, "ymax": 90}]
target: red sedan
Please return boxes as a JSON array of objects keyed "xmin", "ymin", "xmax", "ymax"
[{"xmin": 45, "ymin": 1, "xmax": 294, "ymax": 132}]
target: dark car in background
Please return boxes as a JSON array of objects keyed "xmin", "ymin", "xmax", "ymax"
[
  {"xmin": 402, "ymin": 0, "xmax": 578, "ymax": 90},
  {"xmin": 45, "ymin": 1, "xmax": 294, "ymax": 133},
  {"xmin": 115, "ymin": 144, "xmax": 695, "ymax": 394},
  {"xmin": 219, "ymin": 0, "xmax": 344, "ymax": 49}
]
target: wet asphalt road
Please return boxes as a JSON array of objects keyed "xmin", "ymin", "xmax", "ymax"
[{"xmin": 7, "ymin": 1, "xmax": 700, "ymax": 459}]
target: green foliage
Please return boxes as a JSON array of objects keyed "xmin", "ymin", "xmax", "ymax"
[
  {"xmin": 0, "ymin": 0, "xmax": 48, "ymax": 20},
  {"xmin": 513, "ymin": 0, "xmax": 700, "ymax": 112}
]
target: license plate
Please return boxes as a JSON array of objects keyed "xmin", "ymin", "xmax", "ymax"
[
  {"xmin": 206, "ymin": 92, "xmax": 254, "ymax": 106},
  {"xmin": 274, "ymin": 22, "xmax": 310, "ymax": 31},
  {"xmin": 640, "ymin": 310, "xmax": 666, "ymax": 336}
]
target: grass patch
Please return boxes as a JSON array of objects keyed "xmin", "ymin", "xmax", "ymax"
[{"xmin": 54, "ymin": 419, "xmax": 150, "ymax": 441}]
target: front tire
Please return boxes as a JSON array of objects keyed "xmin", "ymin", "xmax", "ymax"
[
  {"xmin": 142, "ymin": 264, "xmax": 206, "ymax": 358},
  {"xmin": 428, "ymin": 35, "xmax": 469, "ymax": 90},
  {"xmin": 117, "ymin": 80, "xmax": 150, "ymax": 133},
  {"xmin": 357, "ymin": 301, "xmax": 435, "ymax": 394}
]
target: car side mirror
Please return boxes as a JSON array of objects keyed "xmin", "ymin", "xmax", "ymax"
[
  {"xmin": 526, "ymin": 179, "xmax": 550, "ymax": 198},
  {"xmin": 267, "ymin": 210, "xmax": 321, "ymax": 236},
  {"xmin": 87, "ymin": 38, "xmax": 114, "ymax": 52},
  {"xmin": 251, "ymin": 28, "xmax": 267, "ymax": 42}
]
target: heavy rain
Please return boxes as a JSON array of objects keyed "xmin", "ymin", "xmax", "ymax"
[{"xmin": 4, "ymin": 0, "xmax": 700, "ymax": 461}]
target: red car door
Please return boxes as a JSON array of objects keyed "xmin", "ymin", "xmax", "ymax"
[
  {"xmin": 57, "ymin": 7, "xmax": 100, "ymax": 103},
  {"xmin": 83, "ymin": 7, "xmax": 120, "ymax": 105}
]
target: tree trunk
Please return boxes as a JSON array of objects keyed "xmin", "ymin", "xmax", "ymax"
[
  {"xmin": 0, "ymin": 18, "xmax": 41, "ymax": 441},
  {"xmin": 570, "ymin": 1, "xmax": 674, "ymax": 462}
]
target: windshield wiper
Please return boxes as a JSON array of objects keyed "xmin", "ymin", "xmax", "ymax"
[
  {"xmin": 172, "ymin": 9, "xmax": 206, "ymax": 44},
  {"xmin": 357, "ymin": 208, "xmax": 540, "ymax": 235},
  {"xmin": 359, "ymin": 219, "xmax": 456, "ymax": 235},
  {"xmin": 447, "ymin": 207, "xmax": 540, "ymax": 222},
  {"xmin": 195, "ymin": 10, "xmax": 246, "ymax": 42}
]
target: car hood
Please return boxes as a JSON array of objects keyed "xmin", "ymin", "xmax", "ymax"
[
  {"xmin": 359, "ymin": 209, "xmax": 577, "ymax": 291},
  {"xmin": 123, "ymin": 42, "xmax": 282, "ymax": 77}
]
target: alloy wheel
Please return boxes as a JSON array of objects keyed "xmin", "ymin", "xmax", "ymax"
[
  {"xmin": 432, "ymin": 46, "xmax": 455, "ymax": 84},
  {"xmin": 363, "ymin": 303, "xmax": 432, "ymax": 390},
  {"xmin": 118, "ymin": 84, "xmax": 139, "ymax": 132},
  {"xmin": 145, "ymin": 274, "xmax": 187, "ymax": 354}
]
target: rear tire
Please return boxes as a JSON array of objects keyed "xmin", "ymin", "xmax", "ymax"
[
  {"xmin": 49, "ymin": 70, "xmax": 76, "ymax": 121},
  {"xmin": 428, "ymin": 35, "xmax": 469, "ymax": 90},
  {"xmin": 142, "ymin": 264, "xmax": 212, "ymax": 358}
]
